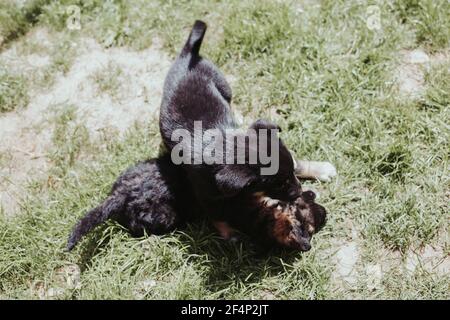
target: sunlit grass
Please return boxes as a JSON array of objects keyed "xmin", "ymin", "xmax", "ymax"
[{"xmin": 0, "ymin": 0, "xmax": 448, "ymax": 299}]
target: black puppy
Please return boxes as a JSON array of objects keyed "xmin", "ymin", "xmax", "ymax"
[
  {"xmin": 66, "ymin": 154, "xmax": 197, "ymax": 250},
  {"xmin": 67, "ymin": 154, "xmax": 326, "ymax": 251},
  {"xmin": 68, "ymin": 20, "xmax": 330, "ymax": 251},
  {"xmin": 159, "ymin": 21, "xmax": 302, "ymax": 226}
]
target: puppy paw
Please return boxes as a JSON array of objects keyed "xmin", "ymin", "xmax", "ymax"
[
  {"xmin": 317, "ymin": 162, "xmax": 337, "ymax": 182},
  {"xmin": 295, "ymin": 160, "xmax": 337, "ymax": 182}
]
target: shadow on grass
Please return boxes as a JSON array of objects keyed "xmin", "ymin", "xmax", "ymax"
[
  {"xmin": 73, "ymin": 220, "xmax": 303, "ymax": 294},
  {"xmin": 179, "ymin": 224, "xmax": 302, "ymax": 295},
  {"xmin": 74, "ymin": 226, "xmax": 113, "ymax": 273}
]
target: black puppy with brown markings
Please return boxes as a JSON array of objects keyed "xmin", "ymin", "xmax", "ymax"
[
  {"xmin": 160, "ymin": 21, "xmax": 299, "ymax": 223},
  {"xmin": 159, "ymin": 21, "xmax": 330, "ymax": 249},
  {"xmin": 67, "ymin": 154, "xmax": 327, "ymax": 252}
]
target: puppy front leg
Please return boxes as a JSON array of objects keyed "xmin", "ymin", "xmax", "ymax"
[{"xmin": 294, "ymin": 160, "xmax": 337, "ymax": 182}]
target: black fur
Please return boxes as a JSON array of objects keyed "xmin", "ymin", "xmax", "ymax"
[
  {"xmin": 159, "ymin": 20, "xmax": 301, "ymax": 222},
  {"xmin": 67, "ymin": 154, "xmax": 326, "ymax": 251},
  {"xmin": 67, "ymin": 154, "xmax": 198, "ymax": 251}
]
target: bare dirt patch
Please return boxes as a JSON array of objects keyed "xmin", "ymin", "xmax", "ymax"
[
  {"xmin": 45, "ymin": 37, "xmax": 170, "ymax": 137},
  {"xmin": 395, "ymin": 48, "xmax": 450, "ymax": 98},
  {"xmin": 0, "ymin": 30, "xmax": 172, "ymax": 216},
  {"xmin": 329, "ymin": 222, "xmax": 361, "ymax": 288},
  {"xmin": 334, "ymin": 241, "xmax": 359, "ymax": 286}
]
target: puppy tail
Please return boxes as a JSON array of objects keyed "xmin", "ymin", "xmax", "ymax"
[
  {"xmin": 181, "ymin": 20, "xmax": 207, "ymax": 58},
  {"xmin": 66, "ymin": 194, "xmax": 125, "ymax": 251}
]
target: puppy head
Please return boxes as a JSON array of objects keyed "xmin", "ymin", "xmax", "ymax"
[
  {"xmin": 214, "ymin": 119, "xmax": 301, "ymax": 199},
  {"xmin": 257, "ymin": 190, "xmax": 327, "ymax": 251},
  {"xmin": 257, "ymin": 139, "xmax": 302, "ymax": 201},
  {"xmin": 214, "ymin": 119, "xmax": 301, "ymax": 201},
  {"xmin": 294, "ymin": 190, "xmax": 327, "ymax": 235}
]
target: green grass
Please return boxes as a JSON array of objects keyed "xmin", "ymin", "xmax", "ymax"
[
  {"xmin": 0, "ymin": 66, "xmax": 28, "ymax": 112},
  {"xmin": 48, "ymin": 104, "xmax": 92, "ymax": 177},
  {"xmin": 0, "ymin": 1, "xmax": 27, "ymax": 46},
  {"xmin": 424, "ymin": 61, "xmax": 450, "ymax": 109},
  {"xmin": 393, "ymin": 0, "xmax": 450, "ymax": 51},
  {"xmin": 0, "ymin": 31, "xmax": 78, "ymax": 112},
  {"xmin": 91, "ymin": 62, "xmax": 125, "ymax": 101},
  {"xmin": 0, "ymin": 0, "xmax": 449, "ymax": 299},
  {"xmin": 0, "ymin": 0, "xmax": 51, "ymax": 47}
]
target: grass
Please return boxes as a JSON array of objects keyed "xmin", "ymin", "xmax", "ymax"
[
  {"xmin": 0, "ymin": 42, "xmax": 79, "ymax": 113},
  {"xmin": 91, "ymin": 62, "xmax": 126, "ymax": 101},
  {"xmin": 0, "ymin": 0, "xmax": 51, "ymax": 46},
  {"xmin": 0, "ymin": 28, "xmax": 78, "ymax": 113},
  {"xmin": 0, "ymin": 67, "xmax": 28, "ymax": 113},
  {"xmin": 393, "ymin": 0, "xmax": 450, "ymax": 51},
  {"xmin": 424, "ymin": 61, "xmax": 450, "ymax": 109},
  {"xmin": 0, "ymin": 1, "xmax": 27, "ymax": 45},
  {"xmin": 0, "ymin": 0, "xmax": 449, "ymax": 299},
  {"xmin": 49, "ymin": 104, "xmax": 91, "ymax": 176}
]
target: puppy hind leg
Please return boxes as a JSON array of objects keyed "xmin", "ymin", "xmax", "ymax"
[
  {"xmin": 294, "ymin": 160, "xmax": 337, "ymax": 182},
  {"xmin": 200, "ymin": 59, "xmax": 232, "ymax": 103}
]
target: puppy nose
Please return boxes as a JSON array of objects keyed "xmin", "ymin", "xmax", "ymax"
[{"xmin": 300, "ymin": 242, "xmax": 311, "ymax": 252}]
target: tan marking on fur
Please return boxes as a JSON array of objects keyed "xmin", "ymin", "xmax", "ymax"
[
  {"xmin": 252, "ymin": 192, "xmax": 265, "ymax": 199},
  {"xmin": 252, "ymin": 193, "xmax": 304, "ymax": 245},
  {"xmin": 272, "ymin": 205, "xmax": 298, "ymax": 245},
  {"xmin": 213, "ymin": 221, "xmax": 235, "ymax": 240},
  {"xmin": 295, "ymin": 160, "xmax": 321, "ymax": 179}
]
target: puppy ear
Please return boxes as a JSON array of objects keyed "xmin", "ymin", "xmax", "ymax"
[
  {"xmin": 247, "ymin": 119, "xmax": 282, "ymax": 164},
  {"xmin": 248, "ymin": 119, "xmax": 281, "ymax": 132},
  {"xmin": 302, "ymin": 190, "xmax": 316, "ymax": 203},
  {"xmin": 215, "ymin": 165, "xmax": 256, "ymax": 197}
]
